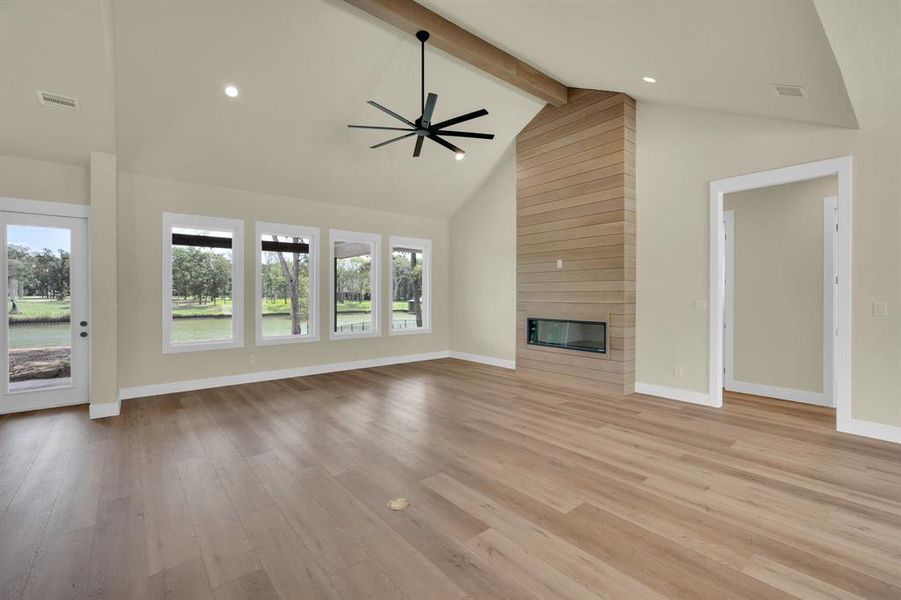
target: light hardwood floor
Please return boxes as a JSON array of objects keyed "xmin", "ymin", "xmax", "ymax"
[{"xmin": 1, "ymin": 358, "xmax": 900, "ymax": 599}]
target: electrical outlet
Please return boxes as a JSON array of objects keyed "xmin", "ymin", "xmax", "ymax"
[
  {"xmin": 673, "ymin": 365, "xmax": 683, "ymax": 378},
  {"xmin": 873, "ymin": 301, "xmax": 888, "ymax": 316},
  {"xmin": 556, "ymin": 259, "xmax": 564, "ymax": 269},
  {"xmin": 693, "ymin": 299, "xmax": 707, "ymax": 311},
  {"xmin": 249, "ymin": 353, "xmax": 257, "ymax": 364}
]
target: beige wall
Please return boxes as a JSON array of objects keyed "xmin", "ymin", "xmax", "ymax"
[
  {"xmin": 635, "ymin": 101, "xmax": 900, "ymax": 427},
  {"xmin": 117, "ymin": 172, "xmax": 449, "ymax": 389},
  {"xmin": 724, "ymin": 176, "xmax": 836, "ymax": 393},
  {"xmin": 449, "ymin": 145, "xmax": 516, "ymax": 362},
  {"xmin": 0, "ymin": 154, "xmax": 89, "ymax": 204}
]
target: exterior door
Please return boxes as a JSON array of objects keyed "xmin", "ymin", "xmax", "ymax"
[{"xmin": 1, "ymin": 212, "xmax": 89, "ymax": 413}]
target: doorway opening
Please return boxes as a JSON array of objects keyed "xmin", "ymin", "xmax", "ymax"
[
  {"xmin": 722, "ymin": 179, "xmax": 837, "ymax": 408},
  {"xmin": 708, "ymin": 156, "xmax": 851, "ymax": 431}
]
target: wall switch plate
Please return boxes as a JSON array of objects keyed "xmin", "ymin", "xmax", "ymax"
[
  {"xmin": 556, "ymin": 259, "xmax": 564, "ymax": 269},
  {"xmin": 873, "ymin": 301, "xmax": 888, "ymax": 316},
  {"xmin": 693, "ymin": 299, "xmax": 707, "ymax": 311}
]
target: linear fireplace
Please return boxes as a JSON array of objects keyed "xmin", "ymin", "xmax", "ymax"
[{"xmin": 526, "ymin": 318, "xmax": 606, "ymax": 354}]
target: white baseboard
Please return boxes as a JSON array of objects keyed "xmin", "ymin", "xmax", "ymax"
[
  {"xmin": 839, "ymin": 417, "xmax": 901, "ymax": 444},
  {"xmin": 118, "ymin": 351, "xmax": 451, "ymax": 401},
  {"xmin": 635, "ymin": 383, "xmax": 898, "ymax": 445},
  {"xmin": 725, "ymin": 379, "xmax": 831, "ymax": 407},
  {"xmin": 634, "ymin": 382, "xmax": 717, "ymax": 407},
  {"xmin": 89, "ymin": 401, "xmax": 121, "ymax": 419},
  {"xmin": 448, "ymin": 351, "xmax": 515, "ymax": 370}
]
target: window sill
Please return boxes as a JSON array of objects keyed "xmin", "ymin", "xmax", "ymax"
[
  {"xmin": 255, "ymin": 334, "xmax": 320, "ymax": 346},
  {"xmin": 329, "ymin": 330, "xmax": 381, "ymax": 341},
  {"xmin": 388, "ymin": 327, "xmax": 431, "ymax": 336}
]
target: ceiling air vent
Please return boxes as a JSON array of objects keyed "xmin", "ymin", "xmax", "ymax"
[
  {"xmin": 773, "ymin": 84, "xmax": 806, "ymax": 98},
  {"xmin": 36, "ymin": 90, "xmax": 79, "ymax": 109}
]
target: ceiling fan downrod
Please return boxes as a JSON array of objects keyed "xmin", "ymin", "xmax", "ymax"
[{"xmin": 417, "ymin": 29, "xmax": 429, "ymax": 115}]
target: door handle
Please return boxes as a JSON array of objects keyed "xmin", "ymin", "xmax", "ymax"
[{"xmin": 80, "ymin": 332, "xmax": 88, "ymax": 338}]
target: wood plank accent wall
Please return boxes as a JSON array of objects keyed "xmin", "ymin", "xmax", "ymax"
[{"xmin": 516, "ymin": 88, "xmax": 636, "ymax": 396}]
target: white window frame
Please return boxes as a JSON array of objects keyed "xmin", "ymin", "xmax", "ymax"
[
  {"xmin": 162, "ymin": 212, "xmax": 244, "ymax": 353},
  {"xmin": 255, "ymin": 221, "xmax": 319, "ymax": 346},
  {"xmin": 388, "ymin": 236, "xmax": 432, "ymax": 336},
  {"xmin": 329, "ymin": 229, "xmax": 381, "ymax": 340}
]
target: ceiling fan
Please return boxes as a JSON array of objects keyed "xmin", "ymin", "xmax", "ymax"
[{"xmin": 347, "ymin": 30, "xmax": 494, "ymax": 160}]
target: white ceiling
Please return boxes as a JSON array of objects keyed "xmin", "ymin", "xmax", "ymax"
[
  {"xmin": 0, "ymin": 0, "xmax": 868, "ymax": 218},
  {"xmin": 112, "ymin": 0, "xmax": 544, "ymax": 218},
  {"xmin": 421, "ymin": 0, "xmax": 858, "ymax": 128},
  {"xmin": 0, "ymin": 1, "xmax": 116, "ymax": 165}
]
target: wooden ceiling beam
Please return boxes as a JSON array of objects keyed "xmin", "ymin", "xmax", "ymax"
[{"xmin": 342, "ymin": 0, "xmax": 568, "ymax": 106}]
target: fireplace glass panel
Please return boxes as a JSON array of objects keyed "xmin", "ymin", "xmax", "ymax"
[{"xmin": 527, "ymin": 318, "xmax": 606, "ymax": 354}]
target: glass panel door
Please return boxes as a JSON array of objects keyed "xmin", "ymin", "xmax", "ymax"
[{"xmin": 1, "ymin": 212, "xmax": 89, "ymax": 413}]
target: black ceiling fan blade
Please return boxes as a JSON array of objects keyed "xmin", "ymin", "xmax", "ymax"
[
  {"xmin": 430, "ymin": 108, "xmax": 488, "ymax": 131},
  {"xmin": 366, "ymin": 100, "xmax": 416, "ymax": 127},
  {"xmin": 421, "ymin": 93, "xmax": 438, "ymax": 127},
  {"xmin": 413, "ymin": 135, "xmax": 425, "ymax": 158},
  {"xmin": 433, "ymin": 130, "xmax": 495, "ymax": 140},
  {"xmin": 371, "ymin": 132, "xmax": 416, "ymax": 149},
  {"xmin": 348, "ymin": 125, "xmax": 416, "ymax": 132},
  {"xmin": 428, "ymin": 134, "xmax": 464, "ymax": 155}
]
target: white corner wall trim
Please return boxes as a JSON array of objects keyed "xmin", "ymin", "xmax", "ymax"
[
  {"xmin": 634, "ymin": 382, "xmax": 716, "ymax": 407},
  {"xmin": 839, "ymin": 418, "xmax": 901, "ymax": 444},
  {"xmin": 725, "ymin": 380, "xmax": 831, "ymax": 407},
  {"xmin": 89, "ymin": 401, "xmax": 121, "ymax": 419},
  {"xmin": 119, "ymin": 351, "xmax": 451, "ymax": 400},
  {"xmin": 448, "ymin": 351, "xmax": 515, "ymax": 370}
]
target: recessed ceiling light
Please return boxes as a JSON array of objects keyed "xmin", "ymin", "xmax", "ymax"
[
  {"xmin": 643, "ymin": 76, "xmax": 657, "ymax": 84},
  {"xmin": 455, "ymin": 151, "xmax": 465, "ymax": 161},
  {"xmin": 224, "ymin": 85, "xmax": 239, "ymax": 98}
]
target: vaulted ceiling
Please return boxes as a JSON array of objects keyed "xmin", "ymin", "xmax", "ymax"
[
  {"xmin": 0, "ymin": 1, "xmax": 116, "ymax": 165},
  {"xmin": 0, "ymin": 0, "xmax": 872, "ymax": 218},
  {"xmin": 111, "ymin": 1, "xmax": 543, "ymax": 217},
  {"xmin": 421, "ymin": 0, "xmax": 857, "ymax": 129}
]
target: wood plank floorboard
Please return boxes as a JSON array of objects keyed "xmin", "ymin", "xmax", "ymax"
[{"xmin": 1, "ymin": 358, "xmax": 899, "ymax": 599}]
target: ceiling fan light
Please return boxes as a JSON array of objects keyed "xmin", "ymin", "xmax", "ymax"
[{"xmin": 455, "ymin": 151, "xmax": 465, "ymax": 161}]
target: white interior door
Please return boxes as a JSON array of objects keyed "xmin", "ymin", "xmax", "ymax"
[
  {"xmin": 1, "ymin": 212, "xmax": 89, "ymax": 413},
  {"xmin": 822, "ymin": 196, "xmax": 838, "ymax": 406},
  {"xmin": 722, "ymin": 211, "xmax": 734, "ymax": 386}
]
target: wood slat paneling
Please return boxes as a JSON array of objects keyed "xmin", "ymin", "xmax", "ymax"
[{"xmin": 516, "ymin": 89, "xmax": 636, "ymax": 396}]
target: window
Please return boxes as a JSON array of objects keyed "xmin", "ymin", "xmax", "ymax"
[
  {"xmin": 329, "ymin": 230, "xmax": 380, "ymax": 339},
  {"xmin": 255, "ymin": 222, "xmax": 318, "ymax": 345},
  {"xmin": 389, "ymin": 237, "xmax": 431, "ymax": 335},
  {"xmin": 162, "ymin": 213, "xmax": 243, "ymax": 352}
]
